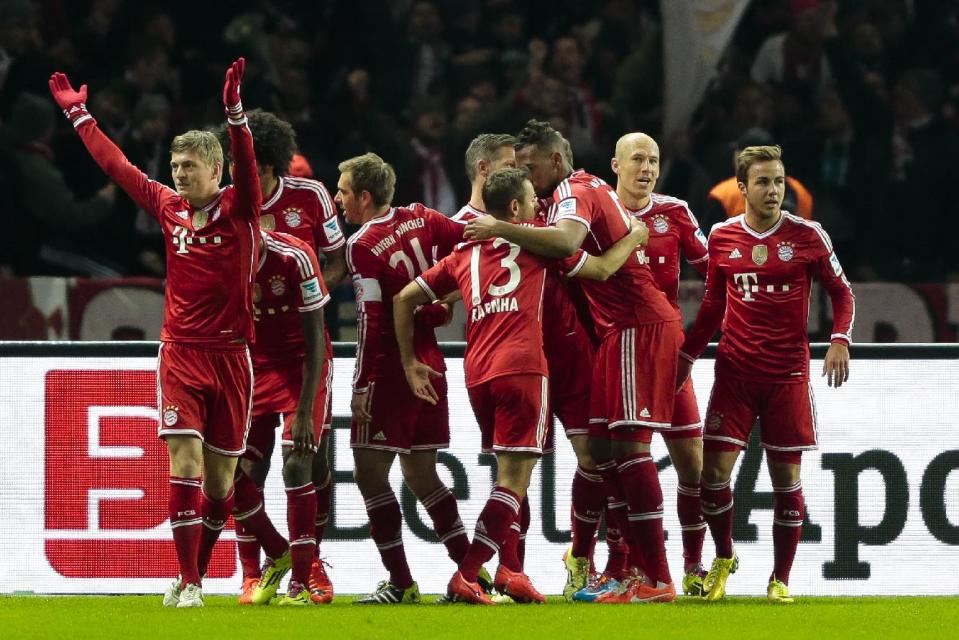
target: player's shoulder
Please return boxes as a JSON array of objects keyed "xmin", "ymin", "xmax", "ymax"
[
  {"xmin": 650, "ymin": 192, "xmax": 692, "ymax": 216},
  {"xmin": 781, "ymin": 211, "xmax": 833, "ymax": 248},
  {"xmin": 451, "ymin": 203, "xmax": 483, "ymax": 224},
  {"xmin": 708, "ymin": 214, "xmax": 743, "ymax": 239},
  {"xmin": 347, "ymin": 209, "xmax": 396, "ymax": 252}
]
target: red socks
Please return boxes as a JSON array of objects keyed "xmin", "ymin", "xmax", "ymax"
[
  {"xmin": 772, "ymin": 481, "xmax": 804, "ymax": 585},
  {"xmin": 169, "ymin": 477, "xmax": 202, "ymax": 586},
  {"xmin": 314, "ymin": 472, "xmax": 332, "ymax": 556},
  {"xmin": 365, "ymin": 490, "xmax": 413, "ymax": 589},
  {"xmin": 197, "ymin": 489, "xmax": 235, "ymax": 577},
  {"xmin": 701, "ymin": 479, "xmax": 735, "ymax": 559},
  {"xmin": 233, "ymin": 471, "xmax": 288, "ymax": 560},
  {"xmin": 287, "ymin": 483, "xmax": 317, "ymax": 585},
  {"xmin": 236, "ymin": 519, "xmax": 261, "ymax": 579},
  {"xmin": 677, "ymin": 482, "xmax": 707, "ymax": 570},
  {"xmin": 517, "ymin": 496, "xmax": 530, "ymax": 567},
  {"xmin": 459, "ymin": 486, "xmax": 521, "ymax": 582},
  {"xmin": 421, "ymin": 485, "xmax": 469, "ymax": 564},
  {"xmin": 570, "ymin": 465, "xmax": 604, "ymax": 558},
  {"xmin": 597, "ymin": 460, "xmax": 630, "ymax": 578},
  {"xmin": 617, "ymin": 454, "xmax": 671, "ymax": 585}
]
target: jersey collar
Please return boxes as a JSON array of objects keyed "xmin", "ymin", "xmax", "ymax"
[
  {"xmin": 739, "ymin": 211, "xmax": 786, "ymax": 239},
  {"xmin": 262, "ymin": 176, "xmax": 285, "ymax": 209}
]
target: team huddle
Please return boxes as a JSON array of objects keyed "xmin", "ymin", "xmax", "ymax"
[{"xmin": 48, "ymin": 57, "xmax": 855, "ymax": 608}]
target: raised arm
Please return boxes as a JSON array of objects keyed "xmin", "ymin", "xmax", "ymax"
[
  {"xmin": 222, "ymin": 58, "xmax": 261, "ymax": 222},
  {"xmin": 48, "ymin": 72, "xmax": 175, "ymax": 217},
  {"xmin": 569, "ymin": 217, "xmax": 649, "ymax": 281},
  {"xmin": 465, "ymin": 216, "xmax": 585, "ymax": 258}
]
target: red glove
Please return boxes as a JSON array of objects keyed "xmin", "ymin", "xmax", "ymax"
[
  {"xmin": 223, "ymin": 57, "xmax": 245, "ymax": 122},
  {"xmin": 48, "ymin": 72, "xmax": 95, "ymax": 129}
]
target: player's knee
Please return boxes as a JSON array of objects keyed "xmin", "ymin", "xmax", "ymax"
[{"xmin": 282, "ymin": 451, "xmax": 313, "ymax": 486}]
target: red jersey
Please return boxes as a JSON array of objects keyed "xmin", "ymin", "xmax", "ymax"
[
  {"xmin": 76, "ymin": 119, "xmax": 260, "ymax": 348},
  {"xmin": 451, "ymin": 202, "xmax": 484, "ymax": 223},
  {"xmin": 260, "ymin": 175, "xmax": 345, "ymax": 255},
  {"xmin": 346, "ymin": 203, "xmax": 464, "ymax": 392},
  {"xmin": 416, "ymin": 238, "xmax": 549, "ymax": 386},
  {"xmin": 626, "ymin": 193, "xmax": 709, "ymax": 311},
  {"xmin": 681, "ymin": 212, "xmax": 855, "ymax": 382},
  {"xmin": 551, "ymin": 170, "xmax": 679, "ymax": 337},
  {"xmin": 250, "ymin": 230, "xmax": 331, "ymax": 370}
]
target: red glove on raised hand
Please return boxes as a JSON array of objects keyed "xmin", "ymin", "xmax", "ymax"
[
  {"xmin": 48, "ymin": 72, "xmax": 95, "ymax": 129},
  {"xmin": 223, "ymin": 57, "xmax": 246, "ymax": 122}
]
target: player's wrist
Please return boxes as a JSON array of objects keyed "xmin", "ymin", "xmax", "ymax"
[{"xmin": 62, "ymin": 103, "xmax": 95, "ymax": 129}]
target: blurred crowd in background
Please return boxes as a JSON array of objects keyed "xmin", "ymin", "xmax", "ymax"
[{"xmin": 1, "ymin": 0, "xmax": 958, "ymax": 283}]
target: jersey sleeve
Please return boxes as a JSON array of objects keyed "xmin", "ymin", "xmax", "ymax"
[
  {"xmin": 680, "ymin": 228, "xmax": 728, "ymax": 360},
  {"xmin": 293, "ymin": 243, "xmax": 330, "ymax": 313},
  {"xmin": 312, "ymin": 181, "xmax": 346, "ymax": 252},
  {"xmin": 226, "ymin": 118, "xmax": 261, "ymax": 223},
  {"xmin": 426, "ymin": 207, "xmax": 466, "ymax": 261},
  {"xmin": 346, "ymin": 240, "xmax": 384, "ymax": 393},
  {"xmin": 414, "ymin": 256, "xmax": 459, "ymax": 302},
  {"xmin": 676, "ymin": 204, "xmax": 709, "ymax": 276},
  {"xmin": 551, "ymin": 190, "xmax": 592, "ymax": 232},
  {"xmin": 556, "ymin": 248, "xmax": 590, "ymax": 278},
  {"xmin": 808, "ymin": 224, "xmax": 855, "ymax": 345},
  {"xmin": 75, "ymin": 121, "xmax": 178, "ymax": 219}
]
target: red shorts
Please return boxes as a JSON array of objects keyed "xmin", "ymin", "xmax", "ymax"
[
  {"xmin": 546, "ymin": 332, "xmax": 594, "ymax": 438},
  {"xmin": 351, "ymin": 372, "xmax": 449, "ymax": 454},
  {"xmin": 156, "ymin": 342, "xmax": 253, "ymax": 457},
  {"xmin": 468, "ymin": 374, "xmax": 550, "ymax": 455},
  {"xmin": 661, "ymin": 378, "xmax": 703, "ymax": 441},
  {"xmin": 588, "ymin": 321, "xmax": 682, "ymax": 442},
  {"xmin": 245, "ymin": 359, "xmax": 334, "ymax": 460},
  {"xmin": 703, "ymin": 374, "xmax": 817, "ymax": 452}
]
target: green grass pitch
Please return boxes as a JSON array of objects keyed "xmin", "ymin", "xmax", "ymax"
[{"xmin": 2, "ymin": 595, "xmax": 958, "ymax": 640}]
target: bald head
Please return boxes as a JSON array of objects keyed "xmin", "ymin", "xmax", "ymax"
[
  {"xmin": 612, "ymin": 132, "xmax": 660, "ymax": 209},
  {"xmin": 614, "ymin": 132, "xmax": 659, "ymax": 161}
]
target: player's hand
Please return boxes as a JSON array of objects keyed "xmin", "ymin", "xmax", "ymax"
[
  {"xmin": 290, "ymin": 410, "xmax": 316, "ymax": 454},
  {"xmin": 628, "ymin": 217, "xmax": 649, "ymax": 246},
  {"xmin": 403, "ymin": 360, "xmax": 442, "ymax": 405},
  {"xmin": 676, "ymin": 356, "xmax": 693, "ymax": 391},
  {"xmin": 48, "ymin": 72, "xmax": 92, "ymax": 126},
  {"xmin": 351, "ymin": 390, "xmax": 372, "ymax": 427},
  {"xmin": 223, "ymin": 57, "xmax": 246, "ymax": 118},
  {"xmin": 822, "ymin": 342, "xmax": 849, "ymax": 388},
  {"xmin": 464, "ymin": 215, "xmax": 499, "ymax": 241}
]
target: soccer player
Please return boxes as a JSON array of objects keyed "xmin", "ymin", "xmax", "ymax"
[
  {"xmin": 453, "ymin": 133, "xmax": 604, "ymax": 594},
  {"xmin": 678, "ymin": 145, "xmax": 854, "ymax": 603},
  {"xmin": 586, "ymin": 132, "xmax": 710, "ymax": 598},
  {"xmin": 466, "ymin": 120, "xmax": 682, "ymax": 603},
  {"xmin": 49, "ymin": 59, "xmax": 260, "ymax": 608},
  {"xmin": 235, "ymin": 229, "xmax": 332, "ymax": 606},
  {"xmin": 452, "ymin": 133, "xmax": 517, "ymax": 222},
  {"xmin": 217, "ymin": 110, "xmax": 344, "ymax": 605},
  {"xmin": 338, "ymin": 152, "xmax": 473, "ymax": 604},
  {"xmin": 394, "ymin": 168, "xmax": 650, "ymax": 604}
]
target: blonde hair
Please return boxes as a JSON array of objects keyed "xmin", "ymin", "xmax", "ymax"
[
  {"xmin": 170, "ymin": 130, "xmax": 223, "ymax": 169},
  {"xmin": 338, "ymin": 152, "xmax": 396, "ymax": 206},
  {"xmin": 736, "ymin": 144, "xmax": 782, "ymax": 184},
  {"xmin": 464, "ymin": 133, "xmax": 516, "ymax": 182}
]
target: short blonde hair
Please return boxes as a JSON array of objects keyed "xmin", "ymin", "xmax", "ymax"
[
  {"xmin": 338, "ymin": 152, "xmax": 396, "ymax": 206},
  {"xmin": 736, "ymin": 144, "xmax": 782, "ymax": 184},
  {"xmin": 170, "ymin": 130, "xmax": 223, "ymax": 169}
]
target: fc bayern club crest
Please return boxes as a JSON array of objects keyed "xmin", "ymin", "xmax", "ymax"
[
  {"xmin": 260, "ymin": 214, "xmax": 276, "ymax": 231},
  {"xmin": 269, "ymin": 275, "xmax": 286, "ymax": 296},
  {"xmin": 777, "ymin": 241, "xmax": 795, "ymax": 261},
  {"xmin": 651, "ymin": 215, "xmax": 669, "ymax": 234},
  {"xmin": 284, "ymin": 208, "xmax": 303, "ymax": 228},
  {"xmin": 752, "ymin": 244, "xmax": 768, "ymax": 265}
]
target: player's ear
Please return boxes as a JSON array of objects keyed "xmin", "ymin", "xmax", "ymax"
[
  {"xmin": 737, "ymin": 180, "xmax": 747, "ymax": 197},
  {"xmin": 611, "ymin": 157, "xmax": 619, "ymax": 175},
  {"xmin": 477, "ymin": 158, "xmax": 487, "ymax": 178}
]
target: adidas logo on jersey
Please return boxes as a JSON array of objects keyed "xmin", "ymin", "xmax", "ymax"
[
  {"xmin": 372, "ymin": 431, "xmax": 387, "ymax": 441},
  {"xmin": 640, "ymin": 407, "xmax": 651, "ymax": 418},
  {"xmin": 730, "ymin": 248, "xmax": 742, "ymax": 259}
]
